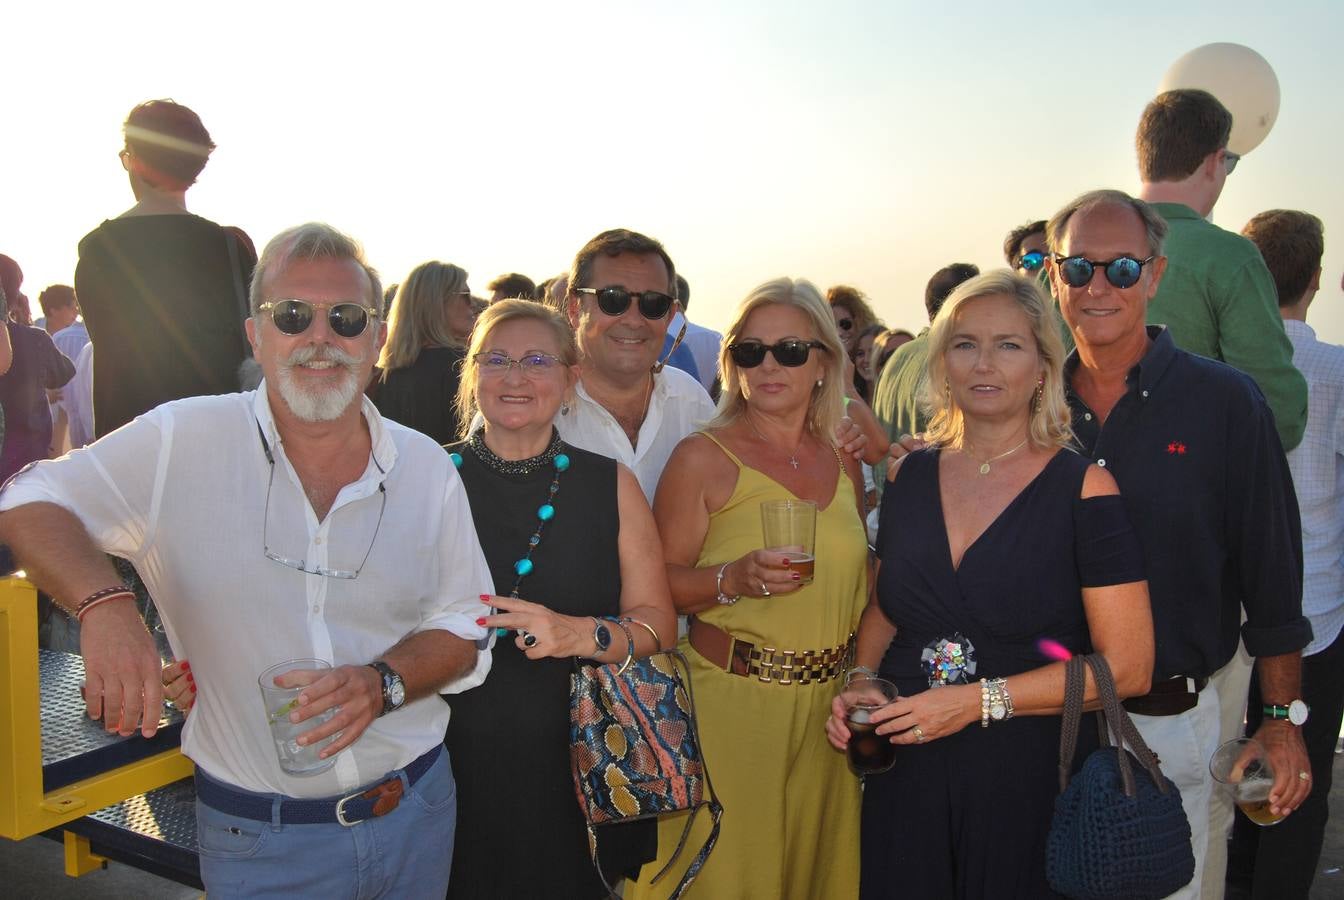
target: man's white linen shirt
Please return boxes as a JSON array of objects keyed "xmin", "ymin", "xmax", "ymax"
[
  {"xmin": 556, "ymin": 365, "xmax": 715, "ymax": 503},
  {"xmin": 0, "ymin": 386, "xmax": 494, "ymax": 797},
  {"xmin": 1284, "ymin": 318, "xmax": 1344, "ymax": 655}
]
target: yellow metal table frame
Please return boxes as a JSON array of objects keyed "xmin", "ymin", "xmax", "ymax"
[{"xmin": 0, "ymin": 575, "xmax": 193, "ymax": 873}]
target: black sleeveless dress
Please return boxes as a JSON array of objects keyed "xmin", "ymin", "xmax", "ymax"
[
  {"xmin": 443, "ymin": 438, "xmax": 655, "ymax": 899},
  {"xmin": 863, "ymin": 447, "xmax": 1145, "ymax": 899}
]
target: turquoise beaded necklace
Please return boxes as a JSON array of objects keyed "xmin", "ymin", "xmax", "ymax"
[{"xmin": 451, "ymin": 429, "xmax": 570, "ymax": 636}]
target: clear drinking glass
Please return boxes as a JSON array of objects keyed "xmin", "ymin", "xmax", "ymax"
[
  {"xmin": 760, "ymin": 499, "xmax": 817, "ymax": 585},
  {"xmin": 1209, "ymin": 738, "xmax": 1284, "ymax": 827},
  {"xmin": 258, "ymin": 658, "xmax": 339, "ymax": 776}
]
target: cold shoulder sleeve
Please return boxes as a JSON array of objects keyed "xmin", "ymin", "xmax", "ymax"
[{"xmin": 1074, "ymin": 494, "xmax": 1146, "ymax": 588}]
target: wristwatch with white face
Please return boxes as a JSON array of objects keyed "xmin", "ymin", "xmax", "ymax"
[
  {"xmin": 368, "ymin": 661, "xmax": 406, "ymax": 716},
  {"xmin": 1263, "ymin": 700, "xmax": 1309, "ymax": 726}
]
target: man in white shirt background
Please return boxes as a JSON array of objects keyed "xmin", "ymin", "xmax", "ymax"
[
  {"xmin": 560, "ymin": 228, "xmax": 716, "ymax": 503},
  {"xmin": 0, "ymin": 223, "xmax": 494, "ymax": 898},
  {"xmin": 1228, "ymin": 210, "xmax": 1344, "ymax": 900}
]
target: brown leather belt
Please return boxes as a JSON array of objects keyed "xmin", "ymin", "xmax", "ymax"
[
  {"xmin": 1122, "ymin": 675, "xmax": 1209, "ymax": 717},
  {"xmin": 687, "ymin": 615, "xmax": 853, "ymax": 686}
]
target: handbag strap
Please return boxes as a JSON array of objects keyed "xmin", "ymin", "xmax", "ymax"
[
  {"xmin": 1083, "ymin": 653, "xmax": 1171, "ymax": 796},
  {"xmin": 1057, "ymin": 654, "xmax": 1086, "ymax": 793}
]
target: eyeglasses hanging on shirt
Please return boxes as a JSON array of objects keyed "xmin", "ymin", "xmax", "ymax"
[{"xmin": 255, "ymin": 419, "xmax": 387, "ymax": 579}]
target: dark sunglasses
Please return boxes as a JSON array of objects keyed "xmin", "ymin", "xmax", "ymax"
[
  {"xmin": 1017, "ymin": 250, "xmax": 1046, "ymax": 272},
  {"xmin": 574, "ymin": 286, "xmax": 675, "ymax": 320},
  {"xmin": 257, "ymin": 299, "xmax": 380, "ymax": 338},
  {"xmin": 729, "ymin": 339, "xmax": 826, "ymax": 368},
  {"xmin": 1224, "ymin": 150, "xmax": 1240, "ymax": 175},
  {"xmin": 835, "ymin": 317, "xmax": 854, "ymax": 331},
  {"xmin": 1054, "ymin": 255, "xmax": 1156, "ymax": 290}
]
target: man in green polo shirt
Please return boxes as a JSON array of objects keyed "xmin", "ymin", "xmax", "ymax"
[{"xmin": 1136, "ymin": 88, "xmax": 1307, "ymax": 451}]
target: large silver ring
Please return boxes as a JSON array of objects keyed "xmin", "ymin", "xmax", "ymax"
[
  {"xmin": 1299, "ymin": 770, "xmax": 1310, "ymax": 781},
  {"xmin": 914, "ymin": 726, "xmax": 925, "ymax": 743},
  {"xmin": 761, "ymin": 582, "xmax": 771, "ymax": 597},
  {"xmin": 521, "ymin": 631, "xmax": 538, "ymax": 648}
]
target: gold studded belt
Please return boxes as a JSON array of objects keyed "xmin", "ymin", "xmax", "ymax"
[{"xmin": 688, "ymin": 616, "xmax": 854, "ymax": 686}]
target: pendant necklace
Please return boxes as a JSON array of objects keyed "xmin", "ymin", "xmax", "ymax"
[
  {"xmin": 747, "ymin": 415, "xmax": 805, "ymax": 470},
  {"xmin": 966, "ymin": 438, "xmax": 1028, "ymax": 475},
  {"xmin": 451, "ymin": 428, "xmax": 570, "ymax": 636}
]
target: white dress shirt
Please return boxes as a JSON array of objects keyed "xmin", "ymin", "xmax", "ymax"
[
  {"xmin": 0, "ymin": 386, "xmax": 494, "ymax": 797},
  {"xmin": 557, "ymin": 365, "xmax": 715, "ymax": 503},
  {"xmin": 61, "ymin": 342, "xmax": 95, "ymax": 449},
  {"xmin": 1283, "ymin": 320, "xmax": 1344, "ymax": 655}
]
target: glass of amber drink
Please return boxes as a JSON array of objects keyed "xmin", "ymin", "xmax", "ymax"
[{"xmin": 1209, "ymin": 738, "xmax": 1284, "ymax": 827}]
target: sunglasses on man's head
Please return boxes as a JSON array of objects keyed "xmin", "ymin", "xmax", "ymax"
[
  {"xmin": 257, "ymin": 299, "xmax": 379, "ymax": 338},
  {"xmin": 1054, "ymin": 255, "xmax": 1156, "ymax": 290},
  {"xmin": 574, "ymin": 287, "xmax": 675, "ymax": 320},
  {"xmin": 729, "ymin": 339, "xmax": 826, "ymax": 368},
  {"xmin": 1017, "ymin": 250, "xmax": 1046, "ymax": 272},
  {"xmin": 835, "ymin": 317, "xmax": 853, "ymax": 331}
]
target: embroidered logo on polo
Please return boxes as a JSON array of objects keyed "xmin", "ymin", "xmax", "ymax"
[
  {"xmin": 1165, "ymin": 441, "xmax": 1187, "ymax": 455},
  {"xmin": 922, "ymin": 633, "xmax": 977, "ymax": 687}
]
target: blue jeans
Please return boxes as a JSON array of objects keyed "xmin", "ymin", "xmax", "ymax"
[{"xmin": 195, "ymin": 749, "xmax": 456, "ymax": 899}]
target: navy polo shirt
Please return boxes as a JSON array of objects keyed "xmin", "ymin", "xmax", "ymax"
[{"xmin": 1066, "ymin": 326, "xmax": 1310, "ymax": 681}]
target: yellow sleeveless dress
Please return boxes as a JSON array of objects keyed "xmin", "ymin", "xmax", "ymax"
[{"xmin": 627, "ymin": 433, "xmax": 866, "ymax": 900}]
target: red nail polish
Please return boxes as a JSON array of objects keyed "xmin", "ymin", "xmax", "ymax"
[
  {"xmin": 782, "ymin": 559, "xmax": 791, "ymax": 566},
  {"xmin": 186, "ymin": 673, "xmax": 195, "ymax": 683},
  {"xmin": 190, "ymin": 684, "xmax": 197, "ymax": 693},
  {"xmin": 792, "ymin": 573, "xmax": 800, "ymax": 581},
  {"xmin": 476, "ymin": 617, "xmax": 487, "ymax": 626},
  {"xmin": 479, "ymin": 594, "xmax": 491, "ymax": 601},
  {"xmin": 181, "ymin": 661, "xmax": 190, "ymax": 671}
]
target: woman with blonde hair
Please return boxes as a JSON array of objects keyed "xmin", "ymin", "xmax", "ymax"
[
  {"xmin": 826, "ymin": 270, "xmax": 1154, "ymax": 897},
  {"xmin": 371, "ymin": 261, "xmax": 473, "ymax": 444},
  {"xmin": 629, "ymin": 277, "xmax": 867, "ymax": 900}
]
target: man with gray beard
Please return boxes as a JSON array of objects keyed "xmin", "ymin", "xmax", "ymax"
[{"xmin": 0, "ymin": 223, "xmax": 495, "ymax": 898}]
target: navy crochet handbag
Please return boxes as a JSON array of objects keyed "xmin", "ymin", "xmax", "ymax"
[{"xmin": 1046, "ymin": 654, "xmax": 1195, "ymax": 900}]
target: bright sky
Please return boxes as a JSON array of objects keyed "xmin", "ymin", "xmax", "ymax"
[{"xmin": 5, "ymin": 1, "xmax": 1343, "ymax": 342}]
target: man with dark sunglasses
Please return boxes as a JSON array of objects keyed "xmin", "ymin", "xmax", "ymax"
[
  {"xmin": 1136, "ymin": 88, "xmax": 1306, "ymax": 455},
  {"xmin": 0, "ymin": 222, "xmax": 495, "ymax": 898},
  {"xmin": 560, "ymin": 228, "xmax": 716, "ymax": 503},
  {"xmin": 1047, "ymin": 189, "xmax": 1311, "ymax": 900}
]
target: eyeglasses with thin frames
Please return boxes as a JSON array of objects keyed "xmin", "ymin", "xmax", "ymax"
[{"xmin": 256, "ymin": 420, "xmax": 386, "ymax": 579}]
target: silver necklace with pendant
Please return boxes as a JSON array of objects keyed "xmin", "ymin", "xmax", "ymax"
[{"xmin": 747, "ymin": 416, "xmax": 804, "ymax": 469}]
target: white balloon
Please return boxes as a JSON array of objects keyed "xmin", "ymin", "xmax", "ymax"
[{"xmin": 1158, "ymin": 43, "xmax": 1280, "ymax": 155}]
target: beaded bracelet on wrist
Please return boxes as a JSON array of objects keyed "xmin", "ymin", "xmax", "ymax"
[{"xmin": 74, "ymin": 587, "xmax": 136, "ymax": 622}]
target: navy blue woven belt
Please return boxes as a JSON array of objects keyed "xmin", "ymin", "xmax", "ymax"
[{"xmin": 196, "ymin": 745, "xmax": 440, "ymax": 826}]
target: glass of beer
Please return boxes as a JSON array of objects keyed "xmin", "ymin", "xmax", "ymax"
[
  {"xmin": 840, "ymin": 674, "xmax": 899, "ymax": 775},
  {"xmin": 1209, "ymin": 738, "xmax": 1284, "ymax": 827},
  {"xmin": 258, "ymin": 658, "xmax": 339, "ymax": 776},
  {"xmin": 760, "ymin": 499, "xmax": 817, "ymax": 584}
]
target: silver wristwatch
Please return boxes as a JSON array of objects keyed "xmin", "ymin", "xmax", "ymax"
[{"xmin": 367, "ymin": 660, "xmax": 406, "ymax": 717}]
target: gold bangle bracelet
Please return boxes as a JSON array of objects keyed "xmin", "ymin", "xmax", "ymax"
[
  {"xmin": 611, "ymin": 618, "xmax": 635, "ymax": 675},
  {"xmin": 622, "ymin": 617, "xmax": 662, "ymax": 652}
]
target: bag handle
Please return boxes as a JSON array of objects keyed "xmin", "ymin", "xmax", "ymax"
[{"xmin": 1056, "ymin": 653, "xmax": 1171, "ymax": 797}]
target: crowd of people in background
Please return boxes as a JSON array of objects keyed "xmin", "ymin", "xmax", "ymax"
[{"xmin": 0, "ymin": 83, "xmax": 1339, "ymax": 900}]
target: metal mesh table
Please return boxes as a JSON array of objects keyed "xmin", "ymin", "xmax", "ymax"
[{"xmin": 40, "ymin": 650, "xmax": 184, "ymax": 792}]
